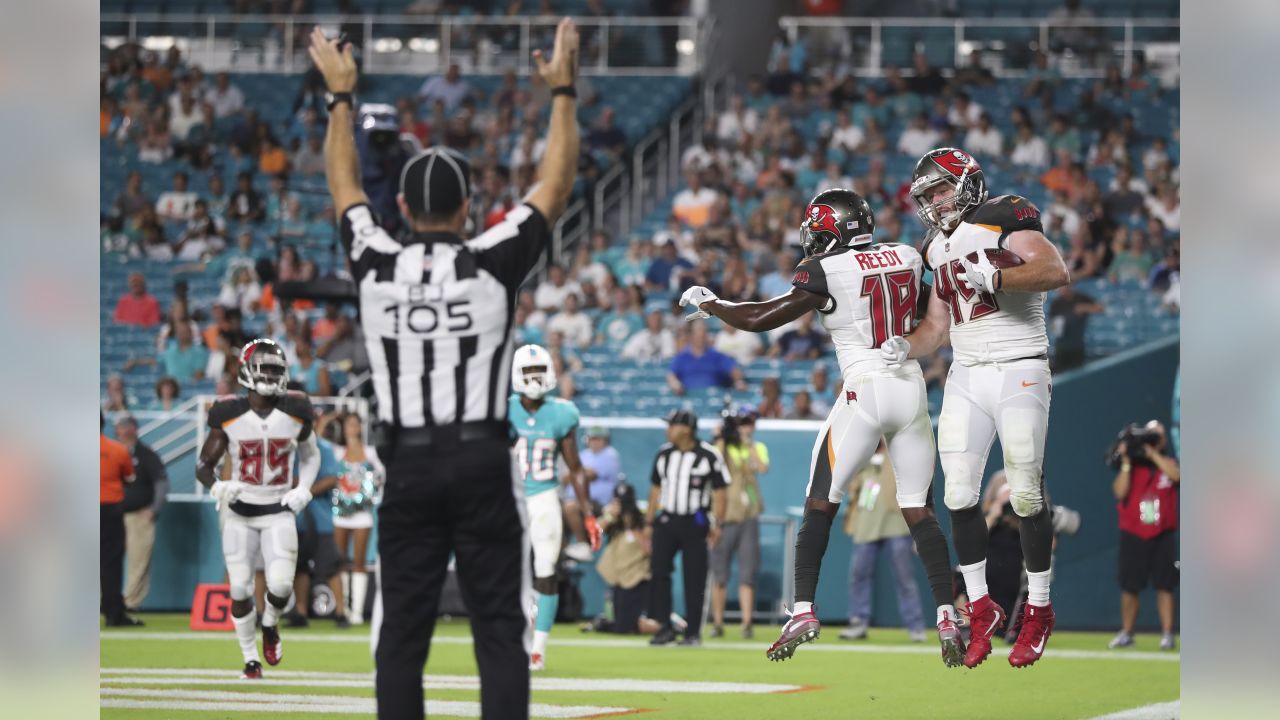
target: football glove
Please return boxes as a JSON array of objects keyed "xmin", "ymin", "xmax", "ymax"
[
  {"xmin": 957, "ymin": 253, "xmax": 1002, "ymax": 294},
  {"xmin": 880, "ymin": 336, "xmax": 911, "ymax": 367},
  {"xmin": 679, "ymin": 285, "xmax": 718, "ymax": 321},
  {"xmin": 282, "ymin": 487, "xmax": 312, "ymax": 514},
  {"xmin": 209, "ymin": 480, "xmax": 244, "ymax": 507},
  {"xmin": 584, "ymin": 514, "xmax": 602, "ymax": 552}
]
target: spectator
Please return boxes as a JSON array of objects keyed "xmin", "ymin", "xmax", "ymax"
[
  {"xmin": 139, "ymin": 321, "xmax": 208, "ymax": 383},
  {"xmin": 1146, "ymin": 182, "xmax": 1180, "ymax": 232},
  {"xmin": 533, "ymin": 263, "xmax": 583, "ymax": 312},
  {"xmin": 170, "ymin": 93, "xmax": 201, "ymax": 143},
  {"xmin": 1109, "ymin": 421, "xmax": 1180, "ymax": 651},
  {"xmin": 587, "ymin": 106, "xmax": 627, "ymax": 159},
  {"xmin": 113, "ymin": 272, "xmax": 162, "ymax": 327},
  {"xmin": 293, "ymin": 133, "xmax": 326, "ymax": 177},
  {"xmin": 896, "ymin": 112, "xmax": 940, "ymax": 158},
  {"xmin": 114, "ymin": 415, "xmax": 169, "ymax": 612},
  {"xmin": 770, "ymin": 313, "xmax": 824, "ymax": 361},
  {"xmin": 714, "ymin": 323, "xmax": 763, "ymax": 366},
  {"xmin": 1010, "ymin": 123, "xmax": 1050, "ymax": 169},
  {"xmin": 1109, "ymin": 229, "xmax": 1154, "ymax": 284},
  {"xmin": 579, "ymin": 426, "xmax": 623, "ymax": 509},
  {"xmin": 1040, "ymin": 149, "xmax": 1076, "ymax": 195},
  {"xmin": 205, "ymin": 71, "xmax": 245, "ymax": 118},
  {"xmin": 290, "ymin": 340, "xmax": 332, "ymax": 397},
  {"xmin": 907, "ymin": 52, "xmax": 945, "ymax": 96},
  {"xmin": 668, "ymin": 322, "xmax": 747, "ymax": 396},
  {"xmin": 757, "ymin": 377, "xmax": 785, "ymax": 418},
  {"xmin": 1147, "ymin": 244, "xmax": 1180, "ymax": 293},
  {"xmin": 786, "ymin": 389, "xmax": 819, "ymax": 420},
  {"xmin": 963, "ymin": 112, "xmax": 1003, "ymax": 158},
  {"xmin": 227, "ymin": 171, "xmax": 265, "ymax": 224},
  {"xmin": 947, "ymin": 92, "xmax": 983, "ymax": 129},
  {"xmin": 807, "ymin": 364, "xmax": 833, "ymax": 417},
  {"xmin": 839, "ymin": 445, "xmax": 926, "ymax": 642},
  {"xmin": 259, "ymin": 137, "xmax": 290, "ymax": 176},
  {"xmin": 1103, "ymin": 164, "xmax": 1148, "ymax": 222},
  {"xmin": 1048, "ymin": 283, "xmax": 1105, "ymax": 372},
  {"xmin": 717, "ymin": 94, "xmax": 759, "ymax": 146},
  {"xmin": 757, "ymin": 251, "xmax": 795, "ymax": 299},
  {"xmin": 317, "ymin": 313, "xmax": 370, "ymax": 375},
  {"xmin": 113, "ymin": 170, "xmax": 152, "ymax": 221},
  {"xmin": 547, "ymin": 293, "xmax": 594, "ymax": 349},
  {"xmin": 645, "ymin": 240, "xmax": 694, "ymax": 292},
  {"xmin": 595, "ymin": 289, "xmax": 645, "ymax": 351},
  {"xmin": 672, "ymin": 170, "xmax": 721, "ymax": 229},
  {"xmin": 417, "ymin": 63, "xmax": 471, "ymax": 113},
  {"xmin": 218, "ymin": 266, "xmax": 264, "ymax": 317},
  {"xmin": 1046, "ymin": 113, "xmax": 1082, "ymax": 157},
  {"xmin": 101, "ymin": 414, "xmax": 141, "ymax": 627},
  {"xmin": 175, "ymin": 199, "xmax": 225, "ymax": 260},
  {"xmin": 103, "ymin": 374, "xmax": 134, "ymax": 412},
  {"xmin": 206, "ymin": 174, "xmax": 230, "ymax": 220},
  {"xmin": 709, "ymin": 407, "xmax": 767, "ymax": 639},
  {"xmin": 621, "ymin": 309, "xmax": 677, "ymax": 361},
  {"xmin": 155, "ymin": 171, "xmax": 198, "ymax": 221},
  {"xmin": 203, "ymin": 230, "xmax": 257, "ymax": 283}
]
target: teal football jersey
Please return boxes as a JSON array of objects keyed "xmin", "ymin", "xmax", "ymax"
[{"xmin": 508, "ymin": 395, "xmax": 581, "ymax": 497}]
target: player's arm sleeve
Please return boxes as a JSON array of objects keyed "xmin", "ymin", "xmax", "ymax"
[
  {"xmin": 295, "ymin": 432, "xmax": 320, "ymax": 493},
  {"xmin": 470, "ymin": 203, "xmax": 551, "ymax": 293},
  {"xmin": 340, "ymin": 203, "xmax": 403, "ymax": 282},
  {"xmin": 790, "ymin": 258, "xmax": 836, "ymax": 314},
  {"xmin": 974, "ymin": 196, "xmax": 1044, "ymax": 246}
]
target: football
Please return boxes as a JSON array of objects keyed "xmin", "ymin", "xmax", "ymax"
[{"xmin": 966, "ymin": 247, "xmax": 1026, "ymax": 269}]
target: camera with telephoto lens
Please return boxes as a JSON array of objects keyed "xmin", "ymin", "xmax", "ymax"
[
  {"xmin": 719, "ymin": 408, "xmax": 743, "ymax": 446},
  {"xmin": 1106, "ymin": 422, "xmax": 1162, "ymax": 468}
]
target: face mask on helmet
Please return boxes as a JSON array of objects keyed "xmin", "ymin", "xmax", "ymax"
[
  {"xmin": 511, "ymin": 344, "xmax": 558, "ymax": 399},
  {"xmin": 912, "ymin": 176, "xmax": 969, "ymax": 231},
  {"xmin": 799, "ymin": 226, "xmax": 837, "ymax": 257},
  {"xmin": 237, "ymin": 340, "xmax": 290, "ymax": 397}
]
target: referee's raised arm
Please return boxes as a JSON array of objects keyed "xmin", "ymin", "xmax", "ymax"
[
  {"xmin": 523, "ymin": 18, "xmax": 581, "ymax": 226},
  {"xmin": 308, "ymin": 27, "xmax": 368, "ymax": 220}
]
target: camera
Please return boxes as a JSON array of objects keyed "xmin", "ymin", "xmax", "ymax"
[
  {"xmin": 1051, "ymin": 505, "xmax": 1082, "ymax": 536},
  {"xmin": 1106, "ymin": 422, "xmax": 1163, "ymax": 468},
  {"xmin": 719, "ymin": 412, "xmax": 742, "ymax": 446}
]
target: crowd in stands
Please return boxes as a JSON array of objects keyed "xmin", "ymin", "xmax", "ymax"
[{"xmin": 102, "ymin": 21, "xmax": 1179, "ymax": 416}]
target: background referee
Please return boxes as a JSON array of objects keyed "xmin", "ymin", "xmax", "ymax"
[
  {"xmin": 310, "ymin": 20, "xmax": 580, "ymax": 720},
  {"xmin": 645, "ymin": 409, "xmax": 728, "ymax": 646}
]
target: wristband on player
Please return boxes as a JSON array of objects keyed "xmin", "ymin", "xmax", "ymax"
[{"xmin": 551, "ymin": 85, "xmax": 577, "ymax": 98}]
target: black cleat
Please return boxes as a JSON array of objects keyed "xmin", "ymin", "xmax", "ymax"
[{"xmin": 649, "ymin": 626, "xmax": 678, "ymax": 646}]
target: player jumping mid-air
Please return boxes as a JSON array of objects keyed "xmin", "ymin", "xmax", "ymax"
[
  {"xmin": 680, "ymin": 188, "xmax": 965, "ymax": 666},
  {"xmin": 884, "ymin": 147, "xmax": 1070, "ymax": 668},
  {"xmin": 196, "ymin": 338, "xmax": 321, "ymax": 679},
  {"xmin": 509, "ymin": 344, "xmax": 602, "ymax": 671}
]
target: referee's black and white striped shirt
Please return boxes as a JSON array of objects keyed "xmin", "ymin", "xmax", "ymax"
[
  {"xmin": 340, "ymin": 201, "xmax": 549, "ymax": 427},
  {"xmin": 650, "ymin": 442, "xmax": 728, "ymax": 516}
]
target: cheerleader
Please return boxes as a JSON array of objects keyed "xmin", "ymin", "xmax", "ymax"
[{"xmin": 333, "ymin": 412, "xmax": 384, "ymax": 625}]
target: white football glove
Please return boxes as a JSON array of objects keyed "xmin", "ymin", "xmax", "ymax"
[
  {"xmin": 880, "ymin": 336, "xmax": 911, "ymax": 367},
  {"xmin": 678, "ymin": 285, "xmax": 718, "ymax": 322},
  {"xmin": 282, "ymin": 487, "xmax": 312, "ymax": 514},
  {"xmin": 957, "ymin": 253, "xmax": 1002, "ymax": 294},
  {"xmin": 209, "ymin": 480, "xmax": 244, "ymax": 507}
]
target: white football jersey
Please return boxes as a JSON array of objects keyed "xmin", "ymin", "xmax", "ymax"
[
  {"xmin": 924, "ymin": 195, "xmax": 1049, "ymax": 365},
  {"xmin": 791, "ymin": 242, "xmax": 925, "ymax": 382},
  {"xmin": 208, "ymin": 393, "xmax": 313, "ymax": 505}
]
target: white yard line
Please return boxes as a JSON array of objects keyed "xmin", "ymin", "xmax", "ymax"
[
  {"xmin": 101, "ymin": 688, "xmax": 634, "ymax": 718},
  {"xmin": 101, "ymin": 631, "xmax": 1179, "ymax": 662},
  {"xmin": 102, "ymin": 667, "xmax": 804, "ymax": 694},
  {"xmin": 1089, "ymin": 700, "xmax": 1180, "ymax": 720}
]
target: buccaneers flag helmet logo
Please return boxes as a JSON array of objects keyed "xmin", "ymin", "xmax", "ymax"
[
  {"xmin": 806, "ymin": 203, "xmax": 841, "ymax": 238},
  {"xmin": 931, "ymin": 149, "xmax": 980, "ymax": 178}
]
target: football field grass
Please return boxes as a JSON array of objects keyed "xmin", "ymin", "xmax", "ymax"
[{"xmin": 101, "ymin": 614, "xmax": 1178, "ymax": 719}]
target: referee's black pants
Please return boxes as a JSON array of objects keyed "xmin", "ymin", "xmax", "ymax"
[
  {"xmin": 375, "ymin": 438, "xmax": 528, "ymax": 720},
  {"xmin": 648, "ymin": 513, "xmax": 709, "ymax": 637},
  {"xmin": 100, "ymin": 502, "xmax": 126, "ymax": 622}
]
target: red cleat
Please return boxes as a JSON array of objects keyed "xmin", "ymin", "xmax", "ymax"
[
  {"xmin": 937, "ymin": 608, "xmax": 967, "ymax": 668},
  {"xmin": 1008, "ymin": 602, "xmax": 1055, "ymax": 668},
  {"xmin": 962, "ymin": 596, "xmax": 1007, "ymax": 669},
  {"xmin": 241, "ymin": 660, "xmax": 263, "ymax": 679},
  {"xmin": 263, "ymin": 625, "xmax": 283, "ymax": 666},
  {"xmin": 766, "ymin": 608, "xmax": 821, "ymax": 662}
]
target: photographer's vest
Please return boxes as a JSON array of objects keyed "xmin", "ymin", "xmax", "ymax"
[
  {"xmin": 723, "ymin": 442, "xmax": 766, "ymax": 524},
  {"xmin": 1117, "ymin": 464, "xmax": 1178, "ymax": 539}
]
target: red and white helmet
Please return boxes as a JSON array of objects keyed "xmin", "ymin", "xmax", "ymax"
[
  {"xmin": 237, "ymin": 338, "xmax": 290, "ymax": 397},
  {"xmin": 511, "ymin": 344, "xmax": 557, "ymax": 400},
  {"xmin": 909, "ymin": 147, "xmax": 988, "ymax": 232}
]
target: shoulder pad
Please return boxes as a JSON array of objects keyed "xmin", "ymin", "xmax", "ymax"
[
  {"xmin": 966, "ymin": 195, "xmax": 1043, "ymax": 235},
  {"xmin": 207, "ymin": 397, "xmax": 249, "ymax": 428},
  {"xmin": 277, "ymin": 392, "xmax": 315, "ymax": 422}
]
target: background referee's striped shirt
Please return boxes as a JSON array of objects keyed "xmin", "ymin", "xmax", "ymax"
[
  {"xmin": 340, "ymin": 202, "xmax": 549, "ymax": 427},
  {"xmin": 651, "ymin": 442, "xmax": 728, "ymax": 515}
]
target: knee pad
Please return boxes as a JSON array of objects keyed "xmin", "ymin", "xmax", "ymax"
[
  {"xmin": 228, "ymin": 581, "xmax": 253, "ymax": 602},
  {"xmin": 266, "ymin": 561, "xmax": 296, "ymax": 599},
  {"xmin": 1000, "ymin": 410, "xmax": 1044, "ymax": 516},
  {"xmin": 266, "ymin": 590, "xmax": 290, "ymax": 609},
  {"xmin": 1006, "ymin": 466, "xmax": 1044, "ymax": 517},
  {"xmin": 941, "ymin": 455, "xmax": 981, "ymax": 511}
]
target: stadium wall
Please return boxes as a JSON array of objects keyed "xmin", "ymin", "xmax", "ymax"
[{"xmin": 137, "ymin": 337, "xmax": 1178, "ymax": 632}]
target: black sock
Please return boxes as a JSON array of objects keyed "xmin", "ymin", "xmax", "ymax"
[
  {"xmin": 1018, "ymin": 504, "xmax": 1054, "ymax": 573},
  {"xmin": 908, "ymin": 516, "xmax": 955, "ymax": 609},
  {"xmin": 793, "ymin": 508, "xmax": 833, "ymax": 604},
  {"xmin": 950, "ymin": 505, "xmax": 989, "ymax": 566}
]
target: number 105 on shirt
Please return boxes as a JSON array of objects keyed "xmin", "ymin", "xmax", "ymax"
[
  {"xmin": 383, "ymin": 299, "xmax": 473, "ymax": 336},
  {"xmin": 515, "ymin": 436, "xmax": 558, "ymax": 482}
]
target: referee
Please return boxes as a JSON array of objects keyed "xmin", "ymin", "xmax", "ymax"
[
  {"xmin": 645, "ymin": 409, "xmax": 728, "ymax": 646},
  {"xmin": 310, "ymin": 20, "xmax": 580, "ymax": 720}
]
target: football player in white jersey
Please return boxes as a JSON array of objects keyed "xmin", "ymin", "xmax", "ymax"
[
  {"xmin": 680, "ymin": 189, "xmax": 965, "ymax": 667},
  {"xmin": 195, "ymin": 338, "xmax": 321, "ymax": 679},
  {"xmin": 883, "ymin": 147, "xmax": 1070, "ymax": 669}
]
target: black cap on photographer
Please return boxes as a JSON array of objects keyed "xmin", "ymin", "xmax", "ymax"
[{"xmin": 399, "ymin": 146, "xmax": 471, "ymax": 218}]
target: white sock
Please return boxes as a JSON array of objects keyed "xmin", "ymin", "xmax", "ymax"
[
  {"xmin": 793, "ymin": 601, "xmax": 814, "ymax": 615},
  {"xmin": 232, "ymin": 610, "xmax": 260, "ymax": 663},
  {"xmin": 958, "ymin": 560, "xmax": 989, "ymax": 601},
  {"xmin": 936, "ymin": 604, "xmax": 957, "ymax": 626},
  {"xmin": 532, "ymin": 630, "xmax": 549, "ymax": 655},
  {"xmin": 351, "ymin": 572, "xmax": 368, "ymax": 622},
  {"xmin": 1026, "ymin": 569, "xmax": 1051, "ymax": 607},
  {"xmin": 262, "ymin": 598, "xmax": 284, "ymax": 628}
]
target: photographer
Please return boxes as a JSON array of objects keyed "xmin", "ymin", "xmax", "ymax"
[
  {"xmin": 1109, "ymin": 421, "xmax": 1179, "ymax": 651},
  {"xmin": 588, "ymin": 483, "xmax": 661, "ymax": 635},
  {"xmin": 709, "ymin": 406, "xmax": 768, "ymax": 639}
]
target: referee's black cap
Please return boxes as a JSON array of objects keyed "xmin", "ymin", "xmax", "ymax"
[
  {"xmin": 666, "ymin": 408, "xmax": 698, "ymax": 430},
  {"xmin": 399, "ymin": 146, "xmax": 472, "ymax": 217}
]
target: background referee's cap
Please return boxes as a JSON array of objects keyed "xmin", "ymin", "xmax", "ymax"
[
  {"xmin": 400, "ymin": 146, "xmax": 472, "ymax": 217},
  {"xmin": 666, "ymin": 408, "xmax": 698, "ymax": 430}
]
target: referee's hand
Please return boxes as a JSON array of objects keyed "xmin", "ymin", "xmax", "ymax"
[
  {"xmin": 308, "ymin": 26, "xmax": 357, "ymax": 93},
  {"xmin": 534, "ymin": 17, "xmax": 579, "ymax": 88}
]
